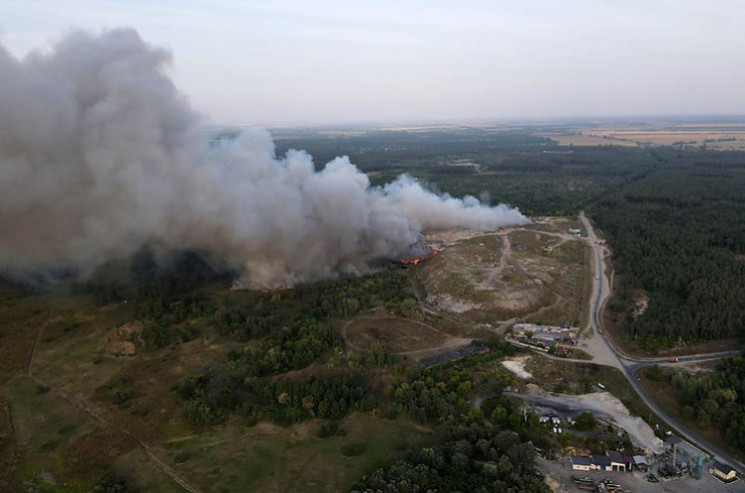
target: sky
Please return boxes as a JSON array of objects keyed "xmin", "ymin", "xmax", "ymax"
[{"xmin": 2, "ymin": 0, "xmax": 744, "ymax": 125}]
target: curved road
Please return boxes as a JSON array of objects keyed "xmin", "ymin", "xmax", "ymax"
[{"xmin": 580, "ymin": 212, "xmax": 745, "ymax": 475}]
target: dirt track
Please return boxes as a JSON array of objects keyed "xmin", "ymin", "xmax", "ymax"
[{"xmin": 19, "ymin": 313, "xmax": 202, "ymax": 493}]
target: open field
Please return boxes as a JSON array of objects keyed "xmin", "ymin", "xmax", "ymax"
[
  {"xmin": 543, "ymin": 126, "xmax": 745, "ymax": 150},
  {"xmin": 344, "ymin": 316, "xmax": 468, "ymax": 355},
  {"xmin": 155, "ymin": 414, "xmax": 428, "ymax": 493},
  {"xmin": 0, "ymin": 375, "xmax": 136, "ymax": 492},
  {"xmin": 547, "ymin": 133, "xmax": 639, "ymax": 147}
]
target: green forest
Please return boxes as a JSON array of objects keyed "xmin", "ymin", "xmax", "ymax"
[
  {"xmin": 593, "ymin": 150, "xmax": 745, "ymax": 347},
  {"xmin": 650, "ymin": 357, "xmax": 745, "ymax": 451}
]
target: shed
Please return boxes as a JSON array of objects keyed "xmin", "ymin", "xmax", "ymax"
[
  {"xmin": 710, "ymin": 460, "xmax": 738, "ymax": 483},
  {"xmin": 632, "ymin": 455, "xmax": 649, "ymax": 472},
  {"xmin": 606, "ymin": 450, "xmax": 631, "ymax": 471}
]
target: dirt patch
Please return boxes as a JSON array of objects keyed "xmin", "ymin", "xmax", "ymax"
[
  {"xmin": 417, "ymin": 231, "xmax": 552, "ymax": 321},
  {"xmin": 632, "ymin": 290, "xmax": 649, "ymax": 319},
  {"xmin": 101, "ymin": 322, "xmax": 144, "ymax": 356},
  {"xmin": 66, "ymin": 428, "xmax": 138, "ymax": 480},
  {"xmin": 502, "ymin": 355, "xmax": 533, "ymax": 379},
  {"xmin": 425, "ymin": 293, "xmax": 479, "ymax": 314}
]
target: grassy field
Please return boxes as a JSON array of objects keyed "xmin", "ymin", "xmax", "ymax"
[
  {"xmin": 0, "ymin": 376, "xmax": 115, "ymax": 491},
  {"xmin": 345, "ymin": 316, "xmax": 448, "ymax": 353},
  {"xmin": 154, "ymin": 414, "xmax": 428, "ymax": 493}
]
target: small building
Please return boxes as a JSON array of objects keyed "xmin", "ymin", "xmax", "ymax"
[
  {"xmin": 710, "ymin": 460, "xmax": 738, "ymax": 483},
  {"xmin": 606, "ymin": 450, "xmax": 631, "ymax": 471},
  {"xmin": 570, "ymin": 455, "xmax": 594, "ymax": 471},
  {"xmin": 591, "ymin": 454, "xmax": 612, "ymax": 471},
  {"xmin": 632, "ymin": 455, "xmax": 649, "ymax": 472}
]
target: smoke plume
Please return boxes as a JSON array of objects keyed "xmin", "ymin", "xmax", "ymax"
[{"xmin": 0, "ymin": 28, "xmax": 529, "ymax": 287}]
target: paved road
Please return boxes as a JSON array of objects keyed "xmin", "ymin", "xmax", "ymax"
[
  {"xmin": 625, "ymin": 350, "xmax": 743, "ymax": 371},
  {"xmin": 580, "ymin": 211, "xmax": 745, "ymax": 475}
]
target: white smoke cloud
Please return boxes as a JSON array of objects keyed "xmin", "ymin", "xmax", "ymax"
[{"xmin": 0, "ymin": 28, "xmax": 530, "ymax": 287}]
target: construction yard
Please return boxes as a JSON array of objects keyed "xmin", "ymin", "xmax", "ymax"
[{"xmin": 540, "ymin": 456, "xmax": 739, "ymax": 493}]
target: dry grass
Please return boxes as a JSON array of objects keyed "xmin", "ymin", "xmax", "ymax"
[{"xmin": 345, "ymin": 317, "xmax": 448, "ymax": 353}]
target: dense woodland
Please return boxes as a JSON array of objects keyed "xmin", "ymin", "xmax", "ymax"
[
  {"xmin": 593, "ymin": 150, "xmax": 745, "ymax": 347},
  {"xmin": 352, "ymin": 425, "xmax": 549, "ymax": 493}
]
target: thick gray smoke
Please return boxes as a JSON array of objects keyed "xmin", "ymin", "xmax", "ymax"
[{"xmin": 0, "ymin": 28, "xmax": 530, "ymax": 287}]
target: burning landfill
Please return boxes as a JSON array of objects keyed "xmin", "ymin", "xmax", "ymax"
[{"xmin": 0, "ymin": 28, "xmax": 530, "ymax": 288}]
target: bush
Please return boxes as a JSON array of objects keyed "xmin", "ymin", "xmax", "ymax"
[
  {"xmin": 341, "ymin": 442, "xmax": 367, "ymax": 457},
  {"xmin": 317, "ymin": 420, "xmax": 346, "ymax": 438},
  {"xmin": 174, "ymin": 451, "xmax": 192, "ymax": 463},
  {"xmin": 573, "ymin": 412, "xmax": 597, "ymax": 431}
]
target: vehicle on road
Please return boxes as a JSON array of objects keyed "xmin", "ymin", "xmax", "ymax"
[{"xmin": 668, "ymin": 357, "xmax": 679, "ymax": 363}]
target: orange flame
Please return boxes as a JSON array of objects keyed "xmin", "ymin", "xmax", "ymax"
[
  {"xmin": 400, "ymin": 248, "xmax": 442, "ymax": 266},
  {"xmin": 261, "ymin": 285, "xmax": 295, "ymax": 293}
]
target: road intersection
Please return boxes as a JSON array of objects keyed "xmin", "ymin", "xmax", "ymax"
[{"xmin": 580, "ymin": 211, "xmax": 745, "ymax": 475}]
